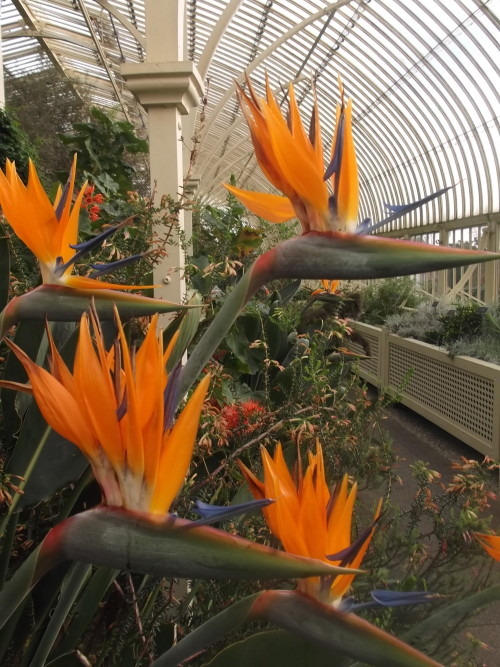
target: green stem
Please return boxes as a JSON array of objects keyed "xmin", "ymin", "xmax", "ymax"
[
  {"xmin": 0, "ymin": 515, "xmax": 18, "ymax": 591},
  {"xmin": 0, "ymin": 425, "xmax": 52, "ymax": 538},
  {"xmin": 179, "ymin": 268, "xmax": 255, "ymax": 398},
  {"xmin": 29, "ymin": 561, "xmax": 91, "ymax": 667},
  {"xmin": 53, "ymin": 566, "xmax": 118, "ymax": 659},
  {"xmin": 0, "ymin": 530, "xmax": 65, "ymax": 629},
  {"xmin": 55, "ymin": 467, "xmax": 92, "ymax": 522}
]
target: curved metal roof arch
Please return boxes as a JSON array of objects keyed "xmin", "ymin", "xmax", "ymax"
[{"xmin": 1, "ymin": 0, "xmax": 499, "ymax": 232}]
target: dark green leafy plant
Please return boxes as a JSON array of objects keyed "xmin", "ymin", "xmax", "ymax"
[
  {"xmin": 0, "ymin": 107, "xmax": 38, "ymax": 181},
  {"xmin": 361, "ymin": 277, "xmax": 426, "ymax": 326},
  {"xmin": 5, "ymin": 66, "xmax": 86, "ymax": 185},
  {"xmin": 59, "ymin": 107, "xmax": 149, "ymax": 195}
]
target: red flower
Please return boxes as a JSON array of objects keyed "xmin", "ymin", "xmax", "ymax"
[{"xmin": 220, "ymin": 400, "xmax": 267, "ymax": 435}]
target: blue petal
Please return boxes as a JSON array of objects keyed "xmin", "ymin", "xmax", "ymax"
[
  {"xmin": 327, "ymin": 515, "xmax": 381, "ymax": 565},
  {"xmin": 70, "ymin": 225, "xmax": 121, "ymax": 252},
  {"xmin": 54, "ymin": 177, "xmax": 72, "ymax": 221},
  {"xmin": 89, "ymin": 253, "xmax": 144, "ymax": 278},
  {"xmin": 340, "ymin": 589, "xmax": 440, "ymax": 613},
  {"xmin": 359, "ymin": 186, "xmax": 452, "ymax": 235},
  {"xmin": 384, "ymin": 203, "xmax": 408, "ymax": 214},
  {"xmin": 190, "ymin": 498, "xmax": 274, "ymax": 526},
  {"xmin": 116, "ymin": 391, "xmax": 127, "ymax": 420},
  {"xmin": 163, "ymin": 364, "xmax": 182, "ymax": 432},
  {"xmin": 370, "ymin": 590, "xmax": 441, "ymax": 607},
  {"xmin": 56, "ymin": 226, "xmax": 124, "ymax": 275},
  {"xmin": 324, "ymin": 110, "xmax": 345, "ymax": 181}
]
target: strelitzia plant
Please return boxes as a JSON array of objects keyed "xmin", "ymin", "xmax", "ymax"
[
  {"xmin": 5, "ymin": 309, "xmax": 210, "ymax": 514},
  {"xmin": 1, "ymin": 73, "xmax": 498, "ymax": 665},
  {"xmin": 179, "ymin": 75, "xmax": 499, "ymax": 398},
  {"xmin": 155, "ymin": 443, "xmax": 441, "ymax": 667},
  {"xmin": 0, "ymin": 310, "xmax": 357, "ymax": 632},
  {"xmin": 238, "ymin": 441, "xmax": 381, "ymax": 605},
  {"xmin": 0, "ymin": 157, "xmax": 187, "ymax": 336}
]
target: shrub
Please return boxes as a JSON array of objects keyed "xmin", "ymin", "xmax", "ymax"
[{"xmin": 360, "ymin": 277, "xmax": 426, "ymax": 325}]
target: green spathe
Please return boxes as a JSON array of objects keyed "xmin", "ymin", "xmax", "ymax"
[
  {"xmin": 0, "ymin": 284, "xmax": 190, "ymax": 337},
  {"xmin": 0, "ymin": 507, "xmax": 360, "ymax": 629}
]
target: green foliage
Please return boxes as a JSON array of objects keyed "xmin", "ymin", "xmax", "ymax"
[
  {"xmin": 361, "ymin": 277, "xmax": 426, "ymax": 325},
  {"xmin": 385, "ymin": 304, "xmax": 444, "ymax": 345},
  {"xmin": 439, "ymin": 302, "xmax": 483, "ymax": 345},
  {"xmin": 385, "ymin": 300, "xmax": 500, "ymax": 364},
  {"xmin": 0, "ymin": 107, "xmax": 38, "ymax": 181},
  {"xmin": 189, "ymin": 179, "xmax": 265, "ymax": 297},
  {"xmin": 59, "ymin": 107, "xmax": 149, "ymax": 195},
  {"xmin": 5, "ymin": 66, "xmax": 87, "ymax": 184},
  {"xmin": 360, "ymin": 457, "xmax": 498, "ymax": 665}
]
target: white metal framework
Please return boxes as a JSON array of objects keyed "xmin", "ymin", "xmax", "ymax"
[{"xmin": 1, "ymin": 0, "xmax": 499, "ymax": 233}]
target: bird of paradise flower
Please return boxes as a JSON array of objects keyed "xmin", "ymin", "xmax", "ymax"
[
  {"xmin": 4, "ymin": 310, "xmax": 210, "ymax": 514},
  {"xmin": 224, "ymin": 74, "xmax": 449, "ymax": 238},
  {"xmin": 0, "ymin": 156, "xmax": 146, "ymax": 291},
  {"xmin": 239, "ymin": 441, "xmax": 382, "ymax": 605}
]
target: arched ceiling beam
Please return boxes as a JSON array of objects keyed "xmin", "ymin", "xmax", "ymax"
[
  {"xmin": 198, "ymin": 0, "xmax": 352, "ymax": 152},
  {"xmin": 74, "ymin": 0, "xmax": 131, "ymax": 121},
  {"xmin": 90, "ymin": 0, "xmax": 146, "ymax": 49},
  {"xmin": 197, "ymin": 0, "xmax": 243, "ymax": 80}
]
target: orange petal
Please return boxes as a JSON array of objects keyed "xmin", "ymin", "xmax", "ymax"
[
  {"xmin": 63, "ymin": 275, "xmax": 151, "ymax": 291},
  {"xmin": 335, "ymin": 99, "xmax": 359, "ymax": 230},
  {"xmin": 476, "ymin": 533, "xmax": 500, "ymax": 561},
  {"xmin": 73, "ymin": 314, "xmax": 124, "ymax": 467},
  {"xmin": 4, "ymin": 338, "xmax": 97, "ymax": 458},
  {"xmin": 224, "ymin": 183, "xmax": 296, "ymax": 223},
  {"xmin": 331, "ymin": 498, "xmax": 382, "ymax": 598},
  {"xmin": 115, "ymin": 316, "xmax": 144, "ymax": 477},
  {"xmin": 261, "ymin": 101, "xmax": 328, "ymax": 214},
  {"xmin": 150, "ymin": 373, "xmax": 211, "ymax": 514},
  {"xmin": 237, "ymin": 459, "xmax": 266, "ymax": 500}
]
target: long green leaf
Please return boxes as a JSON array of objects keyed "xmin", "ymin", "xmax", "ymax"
[
  {"xmin": 0, "ymin": 284, "xmax": 189, "ymax": 337},
  {"xmin": 0, "ymin": 539, "xmax": 64, "ymax": 629},
  {"xmin": 0, "ymin": 507, "xmax": 359, "ymax": 629},
  {"xmin": 180, "ymin": 269, "xmax": 253, "ymax": 397},
  {"xmin": 166, "ymin": 292, "xmax": 202, "ymax": 372},
  {"xmin": 0, "ymin": 425, "xmax": 52, "ymax": 537},
  {"xmin": 253, "ymin": 590, "xmax": 442, "ymax": 667},
  {"xmin": 6, "ymin": 400, "xmax": 87, "ymax": 510},
  {"xmin": 204, "ymin": 629, "xmax": 346, "ymax": 667},
  {"xmin": 54, "ymin": 567, "xmax": 118, "ymax": 657},
  {"xmin": 403, "ymin": 584, "xmax": 500, "ymax": 642},
  {"xmin": 29, "ymin": 562, "xmax": 92, "ymax": 667},
  {"xmin": 1, "ymin": 319, "xmax": 45, "ymax": 434},
  {"xmin": 0, "ymin": 236, "xmax": 10, "ymax": 313},
  {"xmin": 153, "ymin": 593, "xmax": 261, "ymax": 667}
]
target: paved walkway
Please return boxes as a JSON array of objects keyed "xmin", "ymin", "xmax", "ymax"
[{"xmin": 383, "ymin": 402, "xmax": 500, "ymax": 666}]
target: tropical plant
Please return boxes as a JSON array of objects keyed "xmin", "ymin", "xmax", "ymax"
[
  {"xmin": 360, "ymin": 276, "xmax": 427, "ymax": 326},
  {"xmin": 59, "ymin": 106, "xmax": 149, "ymax": 195},
  {"xmin": 0, "ymin": 73, "xmax": 499, "ymax": 667}
]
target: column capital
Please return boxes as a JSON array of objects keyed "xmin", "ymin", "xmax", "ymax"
[
  {"xmin": 122, "ymin": 61, "xmax": 204, "ymax": 114},
  {"xmin": 184, "ymin": 176, "xmax": 201, "ymax": 194}
]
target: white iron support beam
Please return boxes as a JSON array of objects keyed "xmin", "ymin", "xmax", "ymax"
[{"xmin": 122, "ymin": 1, "xmax": 203, "ymax": 313}]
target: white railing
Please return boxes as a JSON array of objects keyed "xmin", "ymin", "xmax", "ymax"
[{"xmin": 350, "ymin": 322, "xmax": 500, "ymax": 460}]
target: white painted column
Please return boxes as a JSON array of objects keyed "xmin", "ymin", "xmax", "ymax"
[
  {"xmin": 122, "ymin": 1, "xmax": 203, "ymax": 310},
  {"xmin": 485, "ymin": 216, "xmax": 499, "ymax": 305},
  {"xmin": 0, "ymin": 0, "xmax": 5, "ymax": 108},
  {"xmin": 436, "ymin": 227, "xmax": 448, "ymax": 299}
]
